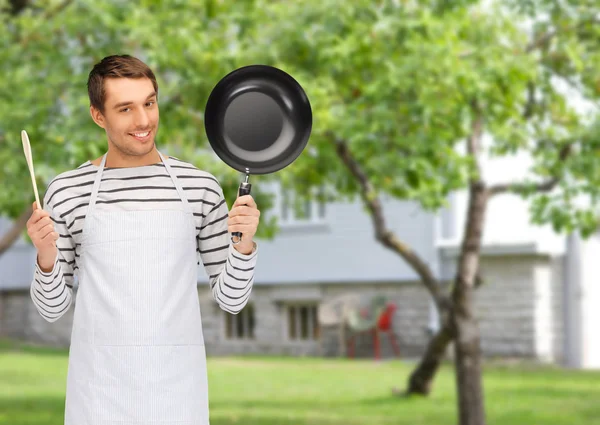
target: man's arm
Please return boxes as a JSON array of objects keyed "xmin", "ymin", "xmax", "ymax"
[
  {"xmin": 197, "ymin": 187, "xmax": 258, "ymax": 315},
  {"xmin": 30, "ymin": 190, "xmax": 77, "ymax": 323}
]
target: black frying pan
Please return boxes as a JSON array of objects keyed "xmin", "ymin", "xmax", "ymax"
[{"xmin": 204, "ymin": 65, "xmax": 312, "ymax": 244}]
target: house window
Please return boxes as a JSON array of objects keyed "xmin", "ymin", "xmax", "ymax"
[
  {"xmin": 281, "ymin": 186, "xmax": 327, "ymax": 224},
  {"xmin": 224, "ymin": 303, "xmax": 255, "ymax": 340},
  {"xmin": 286, "ymin": 303, "xmax": 320, "ymax": 341}
]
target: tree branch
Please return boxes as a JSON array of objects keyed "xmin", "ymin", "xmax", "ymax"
[
  {"xmin": 525, "ymin": 17, "xmax": 600, "ymax": 53},
  {"xmin": 45, "ymin": 0, "xmax": 72, "ymax": 19},
  {"xmin": 468, "ymin": 99, "xmax": 484, "ymax": 185},
  {"xmin": 7, "ymin": 0, "xmax": 28, "ymax": 15},
  {"xmin": 0, "ymin": 205, "xmax": 32, "ymax": 257},
  {"xmin": 525, "ymin": 28, "xmax": 558, "ymax": 53},
  {"xmin": 488, "ymin": 177, "xmax": 559, "ymax": 197},
  {"xmin": 401, "ymin": 321, "xmax": 455, "ymax": 396},
  {"xmin": 522, "ymin": 81, "xmax": 536, "ymax": 119},
  {"xmin": 17, "ymin": 0, "xmax": 74, "ymax": 46},
  {"xmin": 326, "ymin": 131, "xmax": 445, "ymax": 306},
  {"xmin": 458, "ymin": 50, "xmax": 475, "ymax": 59},
  {"xmin": 488, "ymin": 143, "xmax": 572, "ymax": 197}
]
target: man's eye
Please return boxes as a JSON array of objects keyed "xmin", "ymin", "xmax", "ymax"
[
  {"xmin": 146, "ymin": 101, "xmax": 155, "ymax": 107},
  {"xmin": 121, "ymin": 108, "xmax": 130, "ymax": 112}
]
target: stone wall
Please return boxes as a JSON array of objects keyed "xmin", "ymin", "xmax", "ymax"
[
  {"xmin": 472, "ymin": 254, "xmax": 564, "ymax": 362},
  {"xmin": 0, "ymin": 287, "xmax": 76, "ymax": 347},
  {"xmin": 0, "ymin": 290, "xmax": 30, "ymax": 341},
  {"xmin": 474, "ymin": 256, "xmax": 538, "ymax": 358},
  {"xmin": 0, "ymin": 253, "xmax": 566, "ymax": 364},
  {"xmin": 200, "ymin": 281, "xmax": 431, "ymax": 359}
]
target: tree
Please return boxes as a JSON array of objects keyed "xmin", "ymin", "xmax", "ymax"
[
  {"xmin": 1, "ymin": 1, "xmax": 600, "ymax": 425},
  {"xmin": 232, "ymin": 0, "xmax": 600, "ymax": 423},
  {"xmin": 235, "ymin": 1, "xmax": 600, "ymax": 424}
]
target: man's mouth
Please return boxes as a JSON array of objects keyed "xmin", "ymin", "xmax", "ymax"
[{"xmin": 129, "ymin": 130, "xmax": 151, "ymax": 141}]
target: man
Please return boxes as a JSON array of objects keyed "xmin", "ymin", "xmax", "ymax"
[{"xmin": 26, "ymin": 54, "xmax": 260, "ymax": 425}]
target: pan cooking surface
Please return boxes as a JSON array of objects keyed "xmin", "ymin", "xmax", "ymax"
[
  {"xmin": 205, "ymin": 65, "xmax": 312, "ymax": 175},
  {"xmin": 223, "ymin": 92, "xmax": 283, "ymax": 152}
]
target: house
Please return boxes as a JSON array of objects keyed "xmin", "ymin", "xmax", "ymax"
[{"xmin": 1, "ymin": 149, "xmax": 599, "ymax": 368}]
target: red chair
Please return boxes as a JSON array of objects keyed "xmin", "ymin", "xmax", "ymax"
[
  {"xmin": 374, "ymin": 302, "xmax": 401, "ymax": 359},
  {"xmin": 347, "ymin": 302, "xmax": 401, "ymax": 359}
]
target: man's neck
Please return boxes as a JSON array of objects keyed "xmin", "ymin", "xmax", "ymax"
[{"xmin": 91, "ymin": 148, "xmax": 168, "ymax": 168}]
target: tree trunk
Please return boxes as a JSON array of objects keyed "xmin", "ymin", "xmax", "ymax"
[
  {"xmin": 405, "ymin": 320, "xmax": 454, "ymax": 395},
  {"xmin": 453, "ymin": 317, "xmax": 486, "ymax": 425},
  {"xmin": 451, "ymin": 181, "xmax": 488, "ymax": 425},
  {"xmin": 9, "ymin": 0, "xmax": 29, "ymax": 15},
  {"xmin": 0, "ymin": 205, "xmax": 32, "ymax": 257}
]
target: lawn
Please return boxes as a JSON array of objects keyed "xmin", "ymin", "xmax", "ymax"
[{"xmin": 1, "ymin": 338, "xmax": 600, "ymax": 425}]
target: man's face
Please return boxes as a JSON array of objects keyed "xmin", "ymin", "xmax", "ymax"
[{"xmin": 91, "ymin": 77, "xmax": 159, "ymax": 158}]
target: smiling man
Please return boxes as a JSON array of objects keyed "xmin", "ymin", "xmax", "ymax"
[{"xmin": 25, "ymin": 54, "xmax": 260, "ymax": 425}]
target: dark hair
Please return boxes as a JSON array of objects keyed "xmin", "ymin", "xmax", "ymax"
[{"xmin": 87, "ymin": 54, "xmax": 158, "ymax": 113}]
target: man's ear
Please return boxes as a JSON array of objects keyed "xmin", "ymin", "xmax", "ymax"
[{"xmin": 90, "ymin": 106, "xmax": 106, "ymax": 129}]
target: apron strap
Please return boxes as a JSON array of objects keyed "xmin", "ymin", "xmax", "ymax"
[
  {"xmin": 159, "ymin": 152, "xmax": 192, "ymax": 214},
  {"xmin": 86, "ymin": 151, "xmax": 192, "ymax": 217},
  {"xmin": 87, "ymin": 153, "xmax": 107, "ymax": 216}
]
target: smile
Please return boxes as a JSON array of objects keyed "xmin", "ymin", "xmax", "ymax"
[{"xmin": 129, "ymin": 131, "xmax": 151, "ymax": 141}]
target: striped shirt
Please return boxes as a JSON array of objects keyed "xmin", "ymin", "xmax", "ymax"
[{"xmin": 30, "ymin": 155, "xmax": 257, "ymax": 322}]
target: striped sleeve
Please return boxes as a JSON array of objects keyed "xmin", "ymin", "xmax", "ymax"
[
  {"xmin": 197, "ymin": 184, "xmax": 257, "ymax": 315},
  {"xmin": 30, "ymin": 185, "xmax": 77, "ymax": 323}
]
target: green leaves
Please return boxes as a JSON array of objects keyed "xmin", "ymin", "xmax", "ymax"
[{"xmin": 1, "ymin": 0, "xmax": 599, "ymax": 244}]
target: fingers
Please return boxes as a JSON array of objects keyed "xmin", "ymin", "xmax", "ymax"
[
  {"xmin": 40, "ymin": 229, "xmax": 59, "ymax": 243},
  {"xmin": 227, "ymin": 224, "xmax": 257, "ymax": 235},
  {"xmin": 227, "ymin": 213, "xmax": 259, "ymax": 236},
  {"xmin": 228, "ymin": 195, "xmax": 260, "ymax": 237},
  {"xmin": 233, "ymin": 195, "xmax": 257, "ymax": 209},
  {"xmin": 26, "ymin": 207, "xmax": 58, "ymax": 251},
  {"xmin": 27, "ymin": 205, "xmax": 48, "ymax": 228},
  {"xmin": 31, "ymin": 216, "xmax": 53, "ymax": 234},
  {"xmin": 33, "ymin": 222, "xmax": 57, "ymax": 245},
  {"xmin": 229, "ymin": 205, "xmax": 261, "ymax": 218},
  {"xmin": 228, "ymin": 215, "xmax": 259, "ymax": 226},
  {"xmin": 39, "ymin": 223, "xmax": 57, "ymax": 240}
]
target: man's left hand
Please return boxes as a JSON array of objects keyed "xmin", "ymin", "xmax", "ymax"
[{"xmin": 228, "ymin": 194, "xmax": 260, "ymax": 254}]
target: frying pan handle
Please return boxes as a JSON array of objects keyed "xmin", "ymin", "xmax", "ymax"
[{"xmin": 231, "ymin": 180, "xmax": 252, "ymax": 244}]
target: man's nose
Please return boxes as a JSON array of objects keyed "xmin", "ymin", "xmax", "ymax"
[{"xmin": 133, "ymin": 108, "xmax": 150, "ymax": 128}]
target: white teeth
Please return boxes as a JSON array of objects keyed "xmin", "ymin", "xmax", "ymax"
[{"xmin": 132, "ymin": 132, "xmax": 149, "ymax": 137}]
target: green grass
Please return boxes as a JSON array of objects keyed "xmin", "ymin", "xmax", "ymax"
[{"xmin": 1, "ymin": 338, "xmax": 600, "ymax": 424}]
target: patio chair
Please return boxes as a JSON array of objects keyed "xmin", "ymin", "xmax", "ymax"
[{"xmin": 346, "ymin": 296, "xmax": 401, "ymax": 359}]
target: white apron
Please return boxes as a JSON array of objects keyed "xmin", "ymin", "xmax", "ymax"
[{"xmin": 64, "ymin": 152, "xmax": 209, "ymax": 425}]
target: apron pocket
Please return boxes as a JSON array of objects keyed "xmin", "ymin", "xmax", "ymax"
[{"xmin": 90, "ymin": 344, "xmax": 209, "ymax": 423}]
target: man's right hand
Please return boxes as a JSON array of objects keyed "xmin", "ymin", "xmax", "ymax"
[{"xmin": 27, "ymin": 201, "xmax": 59, "ymax": 273}]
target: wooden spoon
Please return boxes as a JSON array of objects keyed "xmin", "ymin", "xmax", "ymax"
[{"xmin": 21, "ymin": 130, "xmax": 41, "ymax": 209}]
